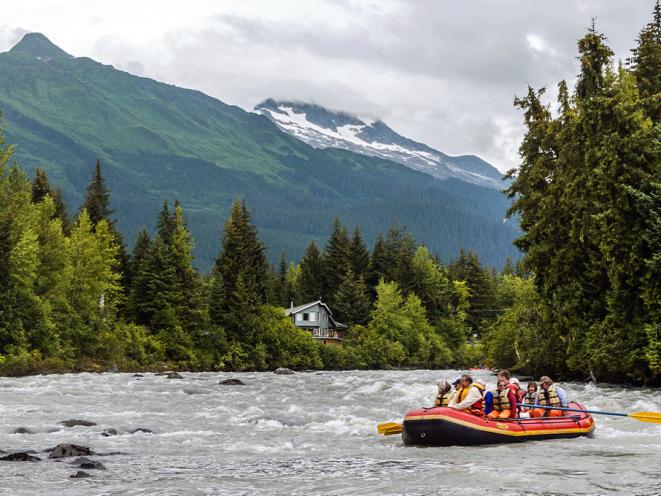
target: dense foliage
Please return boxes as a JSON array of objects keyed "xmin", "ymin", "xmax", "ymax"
[
  {"xmin": 485, "ymin": 8, "xmax": 661, "ymax": 384},
  {"xmin": 0, "ymin": 123, "xmax": 514, "ymax": 373}
]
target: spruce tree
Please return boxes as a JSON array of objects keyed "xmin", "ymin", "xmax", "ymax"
[
  {"xmin": 333, "ymin": 268, "xmax": 371, "ymax": 327},
  {"xmin": 31, "ymin": 168, "xmax": 52, "ymax": 204},
  {"xmin": 631, "ymin": 0, "xmax": 661, "ymax": 120},
  {"xmin": 298, "ymin": 241, "xmax": 323, "ymax": 302},
  {"xmin": 367, "ymin": 231, "xmax": 390, "ymax": 297},
  {"xmin": 31, "ymin": 168, "xmax": 69, "ymax": 231},
  {"xmin": 209, "ymin": 199, "xmax": 268, "ymax": 342},
  {"xmin": 81, "ymin": 159, "xmax": 114, "ymax": 227},
  {"xmin": 321, "ymin": 218, "xmax": 351, "ymax": 306},
  {"xmin": 349, "ymin": 226, "xmax": 370, "ymax": 278},
  {"xmin": 80, "ymin": 159, "xmax": 129, "ymax": 294}
]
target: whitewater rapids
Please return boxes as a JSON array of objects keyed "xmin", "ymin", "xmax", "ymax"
[{"xmin": 0, "ymin": 370, "xmax": 659, "ymax": 495}]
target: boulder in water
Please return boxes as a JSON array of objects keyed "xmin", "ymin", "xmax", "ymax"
[
  {"xmin": 14, "ymin": 427, "xmax": 37, "ymax": 434},
  {"xmin": 70, "ymin": 457, "xmax": 106, "ymax": 470},
  {"xmin": 70, "ymin": 470, "xmax": 91, "ymax": 478},
  {"xmin": 274, "ymin": 367, "xmax": 294, "ymax": 375},
  {"xmin": 167, "ymin": 372, "xmax": 183, "ymax": 379},
  {"xmin": 49, "ymin": 444, "xmax": 92, "ymax": 458},
  {"xmin": 0, "ymin": 452, "xmax": 41, "ymax": 461},
  {"xmin": 219, "ymin": 378, "xmax": 245, "ymax": 385},
  {"xmin": 129, "ymin": 428, "xmax": 154, "ymax": 434},
  {"xmin": 60, "ymin": 419, "xmax": 97, "ymax": 428},
  {"xmin": 101, "ymin": 428, "xmax": 118, "ymax": 437}
]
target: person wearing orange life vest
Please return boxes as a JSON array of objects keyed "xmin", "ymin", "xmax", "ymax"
[
  {"xmin": 519, "ymin": 382, "xmax": 538, "ymax": 415},
  {"xmin": 448, "ymin": 374, "xmax": 485, "ymax": 415},
  {"xmin": 434, "ymin": 380, "xmax": 454, "ymax": 407},
  {"xmin": 531, "ymin": 376, "xmax": 568, "ymax": 418},
  {"xmin": 486, "ymin": 379, "xmax": 517, "ymax": 419},
  {"xmin": 497, "ymin": 370, "xmax": 521, "ymax": 397}
]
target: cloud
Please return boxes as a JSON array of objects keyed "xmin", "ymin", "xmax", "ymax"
[{"xmin": 0, "ymin": 0, "xmax": 657, "ymax": 171}]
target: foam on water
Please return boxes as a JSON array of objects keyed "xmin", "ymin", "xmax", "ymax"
[{"xmin": 0, "ymin": 370, "xmax": 659, "ymax": 495}]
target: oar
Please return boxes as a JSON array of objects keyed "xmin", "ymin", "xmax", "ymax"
[
  {"xmin": 377, "ymin": 421, "xmax": 403, "ymax": 435},
  {"xmin": 519, "ymin": 404, "xmax": 661, "ymax": 423}
]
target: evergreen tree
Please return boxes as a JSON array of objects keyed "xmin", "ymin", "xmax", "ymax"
[
  {"xmin": 367, "ymin": 232, "xmax": 390, "ymax": 297},
  {"xmin": 504, "ymin": 15, "xmax": 660, "ymax": 382},
  {"xmin": 51, "ymin": 187, "xmax": 70, "ymax": 234},
  {"xmin": 333, "ymin": 268, "xmax": 371, "ymax": 327},
  {"xmin": 271, "ymin": 253, "xmax": 288, "ymax": 307},
  {"xmin": 81, "ymin": 159, "xmax": 114, "ymax": 227},
  {"xmin": 448, "ymin": 250, "xmax": 497, "ymax": 333},
  {"xmin": 157, "ymin": 200, "xmax": 173, "ymax": 247},
  {"xmin": 31, "ymin": 168, "xmax": 69, "ymax": 232},
  {"xmin": 349, "ymin": 226, "xmax": 370, "ymax": 277},
  {"xmin": 298, "ymin": 241, "xmax": 324, "ymax": 302},
  {"xmin": 321, "ymin": 218, "xmax": 351, "ymax": 306},
  {"xmin": 126, "ymin": 229, "xmax": 152, "ymax": 322},
  {"xmin": 209, "ymin": 199, "xmax": 268, "ymax": 342},
  {"xmin": 631, "ymin": 0, "xmax": 661, "ymax": 120},
  {"xmin": 31, "ymin": 168, "xmax": 52, "ymax": 204},
  {"xmin": 80, "ymin": 159, "xmax": 129, "ymax": 296}
]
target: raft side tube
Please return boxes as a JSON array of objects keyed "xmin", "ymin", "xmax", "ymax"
[{"xmin": 402, "ymin": 402, "xmax": 595, "ymax": 446}]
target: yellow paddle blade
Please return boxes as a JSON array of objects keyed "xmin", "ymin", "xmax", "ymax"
[
  {"xmin": 377, "ymin": 422, "xmax": 402, "ymax": 435},
  {"xmin": 628, "ymin": 412, "xmax": 661, "ymax": 424},
  {"xmin": 382, "ymin": 425, "xmax": 403, "ymax": 435}
]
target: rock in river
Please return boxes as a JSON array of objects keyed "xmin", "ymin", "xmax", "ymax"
[
  {"xmin": 274, "ymin": 367, "xmax": 295, "ymax": 375},
  {"xmin": 13, "ymin": 427, "xmax": 37, "ymax": 434},
  {"xmin": 129, "ymin": 428, "xmax": 154, "ymax": 434},
  {"xmin": 70, "ymin": 457, "xmax": 106, "ymax": 470},
  {"xmin": 0, "ymin": 452, "xmax": 41, "ymax": 461},
  {"xmin": 49, "ymin": 444, "xmax": 92, "ymax": 458},
  {"xmin": 219, "ymin": 378, "xmax": 245, "ymax": 385},
  {"xmin": 60, "ymin": 419, "xmax": 97, "ymax": 427}
]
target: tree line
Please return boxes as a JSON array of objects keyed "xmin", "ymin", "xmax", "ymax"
[
  {"xmin": 0, "ymin": 129, "xmax": 518, "ymax": 374},
  {"xmin": 484, "ymin": 5, "xmax": 660, "ymax": 384}
]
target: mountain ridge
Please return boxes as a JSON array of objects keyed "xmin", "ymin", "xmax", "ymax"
[
  {"xmin": 0, "ymin": 33, "xmax": 520, "ymax": 270},
  {"xmin": 254, "ymin": 99, "xmax": 505, "ymax": 189}
]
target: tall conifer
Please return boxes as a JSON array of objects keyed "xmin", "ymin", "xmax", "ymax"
[{"xmin": 209, "ymin": 199, "xmax": 268, "ymax": 341}]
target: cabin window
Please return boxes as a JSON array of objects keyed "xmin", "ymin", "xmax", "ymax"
[
  {"xmin": 309, "ymin": 312, "xmax": 316, "ymax": 321},
  {"xmin": 302, "ymin": 313, "xmax": 310, "ymax": 321},
  {"xmin": 296, "ymin": 314, "xmax": 303, "ymax": 322}
]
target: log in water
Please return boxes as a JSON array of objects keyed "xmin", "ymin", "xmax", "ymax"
[{"xmin": 0, "ymin": 370, "xmax": 659, "ymax": 495}]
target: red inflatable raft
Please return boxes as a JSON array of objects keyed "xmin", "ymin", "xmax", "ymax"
[{"xmin": 402, "ymin": 401, "xmax": 595, "ymax": 446}]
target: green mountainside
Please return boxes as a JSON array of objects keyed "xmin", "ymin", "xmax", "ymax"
[{"xmin": 0, "ymin": 33, "xmax": 519, "ymax": 270}]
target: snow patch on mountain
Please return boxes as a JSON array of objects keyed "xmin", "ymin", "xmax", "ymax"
[{"xmin": 254, "ymin": 99, "xmax": 504, "ymax": 189}]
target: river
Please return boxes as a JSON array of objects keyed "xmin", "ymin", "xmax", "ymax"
[{"xmin": 0, "ymin": 370, "xmax": 659, "ymax": 495}]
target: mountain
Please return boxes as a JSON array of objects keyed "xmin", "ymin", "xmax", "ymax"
[
  {"xmin": 0, "ymin": 33, "xmax": 520, "ymax": 270},
  {"xmin": 254, "ymin": 99, "xmax": 504, "ymax": 189}
]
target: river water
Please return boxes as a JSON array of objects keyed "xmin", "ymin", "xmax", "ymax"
[{"xmin": 0, "ymin": 370, "xmax": 659, "ymax": 496}]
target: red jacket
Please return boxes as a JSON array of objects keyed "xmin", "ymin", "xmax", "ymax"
[{"xmin": 505, "ymin": 390, "xmax": 517, "ymax": 418}]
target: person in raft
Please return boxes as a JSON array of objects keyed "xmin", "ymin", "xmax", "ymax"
[
  {"xmin": 519, "ymin": 382, "xmax": 538, "ymax": 415},
  {"xmin": 497, "ymin": 370, "xmax": 521, "ymax": 397},
  {"xmin": 531, "ymin": 376, "xmax": 568, "ymax": 418},
  {"xmin": 434, "ymin": 380, "xmax": 454, "ymax": 407},
  {"xmin": 487, "ymin": 379, "xmax": 518, "ymax": 419},
  {"xmin": 448, "ymin": 374, "xmax": 485, "ymax": 415}
]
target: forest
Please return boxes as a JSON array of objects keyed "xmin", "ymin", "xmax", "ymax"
[{"xmin": 0, "ymin": 5, "xmax": 658, "ymax": 384}]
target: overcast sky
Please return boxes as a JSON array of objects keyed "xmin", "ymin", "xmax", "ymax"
[{"xmin": 0, "ymin": 1, "xmax": 656, "ymax": 171}]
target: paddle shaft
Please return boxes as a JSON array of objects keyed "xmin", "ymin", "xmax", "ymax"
[{"xmin": 518, "ymin": 403, "xmax": 628, "ymax": 417}]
